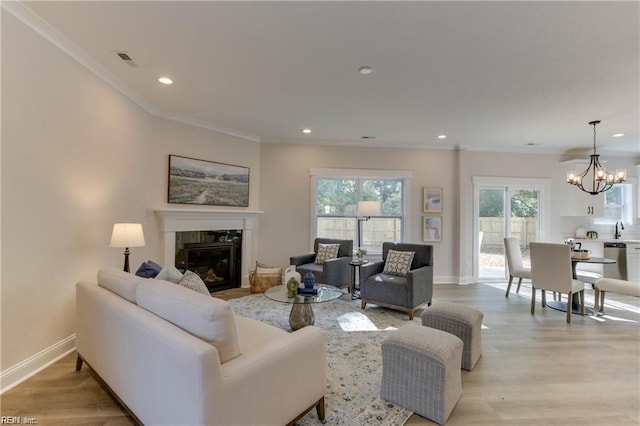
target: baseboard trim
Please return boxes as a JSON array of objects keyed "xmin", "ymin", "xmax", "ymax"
[
  {"xmin": 1, "ymin": 334, "xmax": 76, "ymax": 394},
  {"xmin": 434, "ymin": 276, "xmax": 462, "ymax": 284}
]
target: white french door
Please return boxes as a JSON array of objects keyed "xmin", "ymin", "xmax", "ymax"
[{"xmin": 473, "ymin": 177, "xmax": 551, "ymax": 282}]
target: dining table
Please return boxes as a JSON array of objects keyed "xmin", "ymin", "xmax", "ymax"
[{"xmin": 546, "ymin": 256, "xmax": 616, "ymax": 316}]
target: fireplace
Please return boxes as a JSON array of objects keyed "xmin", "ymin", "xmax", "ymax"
[
  {"xmin": 155, "ymin": 209, "xmax": 262, "ymax": 289},
  {"xmin": 176, "ymin": 230, "xmax": 242, "ymax": 292}
]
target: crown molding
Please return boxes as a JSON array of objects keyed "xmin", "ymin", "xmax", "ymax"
[
  {"xmin": 3, "ymin": 1, "xmax": 157, "ymax": 115},
  {"xmin": 155, "ymin": 112, "xmax": 261, "ymax": 143},
  {"xmin": 3, "ymin": 1, "xmax": 262, "ymax": 144}
]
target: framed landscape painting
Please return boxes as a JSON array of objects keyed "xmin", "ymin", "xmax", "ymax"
[
  {"xmin": 423, "ymin": 187, "xmax": 443, "ymax": 213},
  {"xmin": 423, "ymin": 216, "xmax": 443, "ymax": 242},
  {"xmin": 168, "ymin": 155, "xmax": 249, "ymax": 207}
]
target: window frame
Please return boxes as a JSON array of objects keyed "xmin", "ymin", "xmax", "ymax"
[
  {"xmin": 594, "ymin": 181, "xmax": 635, "ymax": 225},
  {"xmin": 310, "ymin": 168, "xmax": 412, "ymax": 255}
]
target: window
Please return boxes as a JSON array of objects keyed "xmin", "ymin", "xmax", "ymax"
[
  {"xmin": 312, "ymin": 170, "xmax": 408, "ymax": 253},
  {"xmin": 599, "ymin": 183, "xmax": 633, "ymax": 224}
]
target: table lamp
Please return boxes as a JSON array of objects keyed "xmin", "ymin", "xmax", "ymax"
[{"xmin": 110, "ymin": 223, "xmax": 145, "ymax": 273}]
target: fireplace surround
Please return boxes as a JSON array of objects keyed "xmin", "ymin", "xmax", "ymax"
[{"xmin": 155, "ymin": 209, "xmax": 262, "ymax": 288}]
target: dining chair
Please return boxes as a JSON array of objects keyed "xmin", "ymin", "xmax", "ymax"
[
  {"xmin": 504, "ymin": 237, "xmax": 531, "ymax": 297},
  {"xmin": 530, "ymin": 242, "xmax": 585, "ymax": 323}
]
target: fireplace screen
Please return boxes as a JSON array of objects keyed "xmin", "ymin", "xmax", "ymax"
[{"xmin": 176, "ymin": 230, "xmax": 242, "ymax": 292}]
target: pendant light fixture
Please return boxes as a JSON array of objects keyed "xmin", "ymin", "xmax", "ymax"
[{"xmin": 566, "ymin": 120, "xmax": 626, "ymax": 195}]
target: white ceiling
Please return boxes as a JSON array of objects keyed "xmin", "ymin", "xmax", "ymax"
[{"xmin": 11, "ymin": 1, "xmax": 640, "ymax": 154}]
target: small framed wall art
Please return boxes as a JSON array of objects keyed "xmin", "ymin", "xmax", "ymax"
[
  {"xmin": 168, "ymin": 155, "xmax": 250, "ymax": 207},
  {"xmin": 423, "ymin": 216, "xmax": 443, "ymax": 242},
  {"xmin": 423, "ymin": 187, "xmax": 443, "ymax": 213}
]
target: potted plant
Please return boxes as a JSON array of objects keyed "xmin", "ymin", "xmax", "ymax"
[{"xmin": 355, "ymin": 247, "xmax": 367, "ymax": 260}]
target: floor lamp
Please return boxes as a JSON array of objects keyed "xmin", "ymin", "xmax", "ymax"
[
  {"xmin": 110, "ymin": 223, "xmax": 146, "ymax": 272},
  {"xmin": 357, "ymin": 201, "xmax": 381, "ymax": 249}
]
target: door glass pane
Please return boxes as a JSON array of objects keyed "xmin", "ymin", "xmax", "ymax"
[
  {"xmin": 509, "ymin": 189, "xmax": 540, "ymax": 269},
  {"xmin": 479, "ymin": 188, "xmax": 506, "ymax": 279}
]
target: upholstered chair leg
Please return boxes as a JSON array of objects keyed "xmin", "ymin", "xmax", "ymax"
[
  {"xmin": 600, "ymin": 291, "xmax": 606, "ymax": 314},
  {"xmin": 593, "ymin": 288, "xmax": 600, "ymax": 313},
  {"xmin": 566, "ymin": 292, "xmax": 572, "ymax": 323},
  {"xmin": 580, "ymin": 291, "xmax": 585, "ymax": 316},
  {"xmin": 361, "ymin": 300, "xmax": 367, "ymax": 310},
  {"xmin": 531, "ymin": 287, "xmax": 536, "ymax": 315},
  {"xmin": 505, "ymin": 275, "xmax": 514, "ymax": 297},
  {"xmin": 516, "ymin": 277, "xmax": 523, "ymax": 293},
  {"xmin": 408, "ymin": 310, "xmax": 414, "ymax": 321}
]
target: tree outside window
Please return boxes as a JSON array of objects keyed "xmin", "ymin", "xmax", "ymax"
[{"xmin": 316, "ymin": 178, "xmax": 404, "ymax": 253}]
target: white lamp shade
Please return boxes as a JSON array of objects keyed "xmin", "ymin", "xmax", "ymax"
[
  {"xmin": 358, "ymin": 201, "xmax": 381, "ymax": 217},
  {"xmin": 110, "ymin": 223, "xmax": 145, "ymax": 248}
]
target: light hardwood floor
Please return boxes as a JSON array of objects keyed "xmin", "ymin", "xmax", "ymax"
[{"xmin": 2, "ymin": 283, "xmax": 638, "ymax": 425}]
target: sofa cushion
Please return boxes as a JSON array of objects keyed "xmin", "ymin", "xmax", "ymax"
[
  {"xmin": 315, "ymin": 243, "xmax": 340, "ymax": 264},
  {"xmin": 155, "ymin": 266, "xmax": 184, "ymax": 283},
  {"xmin": 179, "ymin": 270, "xmax": 210, "ymax": 295},
  {"xmin": 136, "ymin": 279, "xmax": 242, "ymax": 363},
  {"xmin": 135, "ymin": 260, "xmax": 163, "ymax": 278},
  {"xmin": 97, "ymin": 267, "xmax": 145, "ymax": 302},
  {"xmin": 383, "ymin": 250, "xmax": 415, "ymax": 277}
]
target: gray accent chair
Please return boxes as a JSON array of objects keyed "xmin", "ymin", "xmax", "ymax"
[
  {"xmin": 290, "ymin": 238, "xmax": 353, "ymax": 289},
  {"xmin": 360, "ymin": 242, "xmax": 433, "ymax": 320}
]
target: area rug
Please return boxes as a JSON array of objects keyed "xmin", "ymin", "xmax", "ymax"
[{"xmin": 228, "ymin": 293, "xmax": 423, "ymax": 425}]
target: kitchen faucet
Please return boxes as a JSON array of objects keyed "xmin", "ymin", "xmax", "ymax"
[{"xmin": 614, "ymin": 221, "xmax": 624, "ymax": 239}]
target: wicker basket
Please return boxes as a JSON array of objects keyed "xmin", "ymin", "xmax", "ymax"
[{"xmin": 249, "ymin": 269, "xmax": 282, "ymax": 293}]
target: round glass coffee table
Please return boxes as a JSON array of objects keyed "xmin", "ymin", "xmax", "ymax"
[{"xmin": 265, "ymin": 284, "xmax": 343, "ymax": 330}]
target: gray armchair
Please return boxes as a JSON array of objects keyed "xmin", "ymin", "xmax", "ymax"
[
  {"xmin": 360, "ymin": 242, "xmax": 433, "ymax": 320},
  {"xmin": 290, "ymin": 238, "xmax": 353, "ymax": 289}
]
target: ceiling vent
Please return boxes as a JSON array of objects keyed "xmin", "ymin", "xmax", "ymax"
[{"xmin": 116, "ymin": 51, "xmax": 137, "ymax": 67}]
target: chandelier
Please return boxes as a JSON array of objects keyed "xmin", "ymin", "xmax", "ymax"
[{"xmin": 566, "ymin": 120, "xmax": 626, "ymax": 195}]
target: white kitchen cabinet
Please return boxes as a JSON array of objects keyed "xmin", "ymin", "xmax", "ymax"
[
  {"xmin": 626, "ymin": 242, "xmax": 640, "ymax": 283},
  {"xmin": 561, "ymin": 184, "xmax": 604, "ymax": 216}
]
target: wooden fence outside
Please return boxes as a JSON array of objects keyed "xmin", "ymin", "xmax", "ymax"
[{"xmin": 479, "ymin": 217, "xmax": 538, "ymax": 248}]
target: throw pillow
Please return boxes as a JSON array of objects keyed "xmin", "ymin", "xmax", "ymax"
[
  {"xmin": 136, "ymin": 279, "xmax": 242, "ymax": 363},
  {"xmin": 179, "ymin": 270, "xmax": 210, "ymax": 295},
  {"xmin": 256, "ymin": 266, "xmax": 282, "ymax": 275},
  {"xmin": 156, "ymin": 266, "xmax": 184, "ymax": 283},
  {"xmin": 383, "ymin": 250, "xmax": 416, "ymax": 277},
  {"xmin": 315, "ymin": 243, "xmax": 340, "ymax": 264},
  {"xmin": 256, "ymin": 260, "xmax": 270, "ymax": 268},
  {"xmin": 135, "ymin": 260, "xmax": 163, "ymax": 278}
]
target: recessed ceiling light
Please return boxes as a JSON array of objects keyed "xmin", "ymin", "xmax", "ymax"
[
  {"xmin": 612, "ymin": 133, "xmax": 624, "ymax": 137},
  {"xmin": 158, "ymin": 77, "xmax": 173, "ymax": 85},
  {"xmin": 358, "ymin": 66, "xmax": 373, "ymax": 75},
  {"xmin": 437, "ymin": 135, "xmax": 447, "ymax": 139},
  {"xmin": 361, "ymin": 136, "xmax": 377, "ymax": 139},
  {"xmin": 527, "ymin": 142, "xmax": 536, "ymax": 146},
  {"xmin": 302, "ymin": 128, "xmax": 312, "ymax": 134}
]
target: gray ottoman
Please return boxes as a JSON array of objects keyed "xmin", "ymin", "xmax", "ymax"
[
  {"xmin": 422, "ymin": 302, "xmax": 483, "ymax": 371},
  {"xmin": 381, "ymin": 324, "xmax": 463, "ymax": 425}
]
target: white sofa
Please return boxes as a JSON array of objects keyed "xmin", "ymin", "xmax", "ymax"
[{"xmin": 76, "ymin": 268, "xmax": 327, "ymax": 425}]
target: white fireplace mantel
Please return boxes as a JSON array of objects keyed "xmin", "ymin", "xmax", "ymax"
[{"xmin": 155, "ymin": 209, "xmax": 263, "ymax": 285}]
